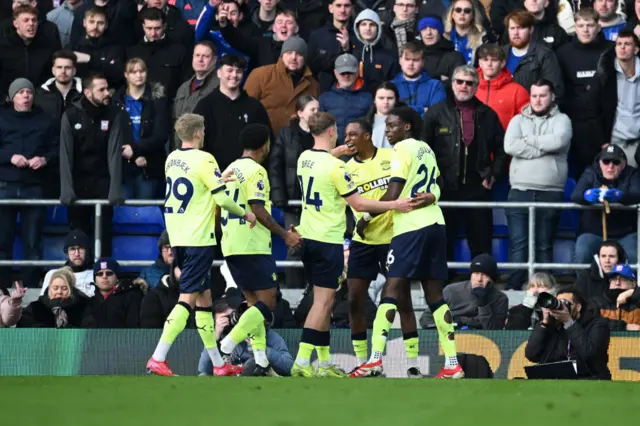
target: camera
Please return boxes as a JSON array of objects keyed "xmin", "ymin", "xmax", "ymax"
[{"xmin": 537, "ymin": 292, "xmax": 572, "ymax": 311}]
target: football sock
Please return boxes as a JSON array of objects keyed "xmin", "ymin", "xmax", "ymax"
[
  {"xmin": 251, "ymin": 320, "xmax": 268, "ymax": 368},
  {"xmin": 316, "ymin": 331, "xmax": 331, "ymax": 368},
  {"xmin": 152, "ymin": 302, "xmax": 191, "ymax": 362},
  {"xmin": 403, "ymin": 332, "xmax": 419, "ymax": 370},
  {"xmin": 220, "ymin": 304, "xmax": 267, "ymax": 355},
  {"xmin": 295, "ymin": 328, "xmax": 320, "ymax": 367},
  {"xmin": 430, "ymin": 300, "xmax": 458, "ymax": 368},
  {"xmin": 195, "ymin": 306, "xmax": 224, "ymax": 368},
  {"xmin": 351, "ymin": 332, "xmax": 368, "ymax": 366},
  {"xmin": 369, "ymin": 298, "xmax": 398, "ymax": 362}
]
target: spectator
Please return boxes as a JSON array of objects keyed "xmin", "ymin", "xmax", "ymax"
[
  {"xmin": 135, "ymin": 0, "xmax": 194, "ymax": 47},
  {"xmin": 87, "ymin": 258, "xmax": 144, "ymax": 328},
  {"xmin": 137, "ymin": 230, "xmax": 172, "ymax": 290},
  {"xmin": 503, "ymin": 10, "xmax": 564, "ymax": 101},
  {"xmin": 126, "ymin": 8, "xmax": 191, "ymax": 101},
  {"xmin": 279, "ymin": 0, "xmax": 328, "ymax": 40},
  {"xmin": 37, "ymin": 50, "xmax": 83, "ymax": 124},
  {"xmin": 419, "ymin": 15, "xmax": 466, "ymax": 82},
  {"xmin": 114, "ymin": 58, "xmax": 170, "ymax": 200},
  {"xmin": 319, "ymin": 54, "xmax": 373, "ymax": 145},
  {"xmin": 1, "ymin": 0, "xmax": 62, "ymax": 50},
  {"xmin": 576, "ymin": 240, "xmax": 626, "ymax": 301},
  {"xmin": 504, "ymin": 80, "xmax": 572, "ymax": 290},
  {"xmin": 193, "ymin": 54, "xmax": 271, "ymax": 171},
  {"xmin": 591, "ymin": 30, "xmax": 640, "ymax": 166},
  {"xmin": 308, "ymin": 0, "xmax": 356, "ymax": 91},
  {"xmin": 419, "ymin": 253, "xmax": 508, "ymax": 330},
  {"xmin": 571, "ymin": 144, "xmax": 640, "ymax": 264},
  {"xmin": 60, "ymin": 73, "xmax": 126, "ymax": 257},
  {"xmin": 0, "ymin": 283, "xmax": 25, "ymax": 327},
  {"xmin": 140, "ymin": 263, "xmax": 195, "ymax": 328},
  {"xmin": 444, "ymin": 0, "xmax": 489, "ymax": 64},
  {"xmin": 46, "ymin": 0, "xmax": 83, "ymax": 48},
  {"xmin": 245, "ymin": 36, "xmax": 319, "ymax": 136},
  {"xmin": 475, "ymin": 43, "xmax": 530, "ymax": 131},
  {"xmin": 171, "ymin": 0, "xmax": 206, "ymax": 27},
  {"xmin": 0, "ymin": 5, "xmax": 57, "ymax": 97},
  {"xmin": 0, "ymin": 78, "xmax": 58, "ymax": 292},
  {"xmin": 248, "ymin": 0, "xmax": 280, "ymax": 37},
  {"xmin": 627, "ymin": 0, "xmax": 640, "ymax": 38},
  {"xmin": 524, "ymin": 0, "xmax": 570, "ymax": 51},
  {"xmin": 366, "ymin": 82, "xmax": 401, "ymax": 148},
  {"xmin": 73, "ymin": 6, "xmax": 125, "ymax": 89},
  {"xmin": 422, "ymin": 65, "xmax": 507, "ymax": 274},
  {"xmin": 172, "ymin": 41, "xmax": 219, "ymax": 149},
  {"xmin": 197, "ymin": 299, "xmax": 294, "ymax": 376},
  {"xmin": 69, "ymin": 0, "xmax": 138, "ymax": 48},
  {"xmin": 352, "ymin": 9, "xmax": 399, "ymax": 94},
  {"xmin": 41, "ymin": 229, "xmax": 95, "ymax": 297},
  {"xmin": 220, "ymin": 8, "xmax": 299, "ymax": 69},
  {"xmin": 385, "ymin": 0, "xmax": 418, "ymax": 56},
  {"xmin": 19, "ymin": 266, "xmax": 94, "ymax": 328},
  {"xmin": 595, "ymin": 0, "xmax": 626, "ymax": 40},
  {"xmin": 391, "ymin": 40, "xmax": 446, "ymax": 114},
  {"xmin": 490, "ymin": 0, "xmax": 522, "ymax": 38},
  {"xmin": 596, "ymin": 263, "xmax": 640, "ymax": 330},
  {"xmin": 505, "ymin": 272, "xmax": 558, "ymax": 330},
  {"xmin": 557, "ymin": 9, "xmax": 611, "ymax": 174},
  {"xmin": 524, "ymin": 286, "xmax": 611, "ymax": 380}
]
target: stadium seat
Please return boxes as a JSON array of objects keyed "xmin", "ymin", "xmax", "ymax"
[
  {"xmin": 112, "ymin": 206, "xmax": 165, "ymax": 234},
  {"xmin": 454, "ymin": 238, "xmax": 509, "ymax": 271},
  {"xmin": 558, "ymin": 178, "xmax": 579, "ymax": 237},
  {"xmin": 13, "ymin": 235, "xmax": 66, "ymax": 262},
  {"xmin": 112, "ymin": 236, "xmax": 158, "ymax": 272},
  {"xmin": 272, "ymin": 207, "xmax": 284, "ymax": 226},
  {"xmin": 493, "ymin": 208, "xmax": 508, "ymax": 237},
  {"xmin": 553, "ymin": 239, "xmax": 575, "ymax": 266},
  {"xmin": 272, "ymin": 236, "xmax": 287, "ymax": 272}
]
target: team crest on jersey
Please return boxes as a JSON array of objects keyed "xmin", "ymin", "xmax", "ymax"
[
  {"xmin": 214, "ymin": 168, "xmax": 222, "ymax": 178},
  {"xmin": 380, "ymin": 160, "xmax": 391, "ymax": 171},
  {"xmin": 257, "ymin": 180, "xmax": 265, "ymax": 190}
]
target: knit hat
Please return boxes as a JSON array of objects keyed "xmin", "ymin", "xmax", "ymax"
[
  {"xmin": 8, "ymin": 78, "xmax": 34, "ymax": 101},
  {"xmin": 63, "ymin": 229, "xmax": 91, "ymax": 253},
  {"xmin": 470, "ymin": 253, "xmax": 498, "ymax": 281},
  {"xmin": 157, "ymin": 230, "xmax": 170, "ymax": 251},
  {"xmin": 94, "ymin": 257, "xmax": 121, "ymax": 278},
  {"xmin": 281, "ymin": 36, "xmax": 308, "ymax": 59},
  {"xmin": 418, "ymin": 16, "xmax": 444, "ymax": 35}
]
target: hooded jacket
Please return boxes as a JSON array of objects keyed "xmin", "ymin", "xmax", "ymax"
[
  {"xmin": 532, "ymin": 11, "xmax": 570, "ymax": 51},
  {"xmin": 140, "ymin": 274, "xmax": 196, "ymax": 328},
  {"xmin": 504, "ymin": 104, "xmax": 571, "ymax": 192},
  {"xmin": 88, "ymin": 280, "xmax": 144, "ymax": 328},
  {"xmin": 18, "ymin": 288, "xmax": 95, "ymax": 328},
  {"xmin": 576, "ymin": 252, "xmax": 628, "ymax": 302},
  {"xmin": 571, "ymin": 156, "xmax": 640, "ymax": 238},
  {"xmin": 391, "ymin": 71, "xmax": 447, "ymax": 114},
  {"xmin": 319, "ymin": 78, "xmax": 373, "ymax": 144},
  {"xmin": 352, "ymin": 9, "xmax": 400, "ymax": 93},
  {"xmin": 36, "ymin": 77, "xmax": 83, "ymax": 124},
  {"xmin": 475, "ymin": 68, "xmax": 530, "ymax": 130},
  {"xmin": 423, "ymin": 38, "xmax": 466, "ymax": 82},
  {"xmin": 0, "ymin": 293, "xmax": 21, "ymax": 328}
]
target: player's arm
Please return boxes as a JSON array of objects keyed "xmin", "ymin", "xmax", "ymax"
[
  {"xmin": 203, "ymin": 160, "xmax": 256, "ymax": 226},
  {"xmin": 250, "ymin": 202, "xmax": 302, "ymax": 248}
]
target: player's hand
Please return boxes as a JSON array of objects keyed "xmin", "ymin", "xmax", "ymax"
[
  {"xmin": 244, "ymin": 211, "xmax": 257, "ymax": 228},
  {"xmin": 331, "ymin": 144, "xmax": 356, "ymax": 158},
  {"xmin": 222, "ymin": 167, "xmax": 236, "ymax": 183},
  {"xmin": 284, "ymin": 225, "xmax": 303, "ymax": 249},
  {"xmin": 135, "ymin": 156, "xmax": 147, "ymax": 167},
  {"xmin": 10, "ymin": 282, "xmax": 26, "ymax": 300},
  {"xmin": 617, "ymin": 289, "xmax": 635, "ymax": 308},
  {"xmin": 11, "ymin": 154, "xmax": 28, "ymax": 168},
  {"xmin": 393, "ymin": 197, "xmax": 414, "ymax": 213},
  {"xmin": 122, "ymin": 145, "xmax": 133, "ymax": 160},
  {"xmin": 355, "ymin": 217, "xmax": 368, "ymax": 239},
  {"xmin": 411, "ymin": 192, "xmax": 435, "ymax": 208},
  {"xmin": 28, "ymin": 156, "xmax": 47, "ymax": 170}
]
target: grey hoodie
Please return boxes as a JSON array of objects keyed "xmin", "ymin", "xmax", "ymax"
[
  {"xmin": 354, "ymin": 9, "xmax": 383, "ymax": 63},
  {"xmin": 504, "ymin": 104, "xmax": 572, "ymax": 192}
]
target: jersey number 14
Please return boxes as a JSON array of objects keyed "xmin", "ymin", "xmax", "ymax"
[{"xmin": 297, "ymin": 175, "xmax": 323, "ymax": 211}]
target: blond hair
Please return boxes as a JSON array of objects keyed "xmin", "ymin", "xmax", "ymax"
[
  {"xmin": 125, "ymin": 57, "xmax": 147, "ymax": 74},
  {"xmin": 444, "ymin": 0, "xmax": 486, "ymax": 54},
  {"xmin": 49, "ymin": 266, "xmax": 76, "ymax": 298},
  {"xmin": 175, "ymin": 113, "xmax": 205, "ymax": 142}
]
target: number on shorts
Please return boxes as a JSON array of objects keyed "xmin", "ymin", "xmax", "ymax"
[
  {"xmin": 165, "ymin": 177, "xmax": 194, "ymax": 214},
  {"xmin": 386, "ymin": 249, "xmax": 395, "ymax": 267},
  {"xmin": 298, "ymin": 175, "xmax": 323, "ymax": 211},
  {"xmin": 410, "ymin": 164, "xmax": 437, "ymax": 197},
  {"xmin": 220, "ymin": 188, "xmax": 246, "ymax": 226}
]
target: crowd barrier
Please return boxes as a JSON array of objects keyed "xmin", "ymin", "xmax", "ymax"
[
  {"xmin": 1, "ymin": 199, "xmax": 639, "ymax": 277},
  {"xmin": 1, "ymin": 329, "xmax": 639, "ymax": 380}
]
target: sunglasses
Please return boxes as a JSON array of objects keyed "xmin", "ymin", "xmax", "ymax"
[
  {"xmin": 602, "ymin": 159, "xmax": 621, "ymax": 166},
  {"xmin": 454, "ymin": 79, "xmax": 475, "ymax": 87},
  {"xmin": 454, "ymin": 7, "xmax": 473, "ymax": 13},
  {"xmin": 95, "ymin": 271, "xmax": 114, "ymax": 277}
]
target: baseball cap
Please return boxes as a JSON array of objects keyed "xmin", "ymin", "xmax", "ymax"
[
  {"xmin": 609, "ymin": 264, "xmax": 636, "ymax": 280},
  {"xmin": 600, "ymin": 144, "xmax": 626, "ymax": 162},
  {"xmin": 334, "ymin": 54, "xmax": 358, "ymax": 74}
]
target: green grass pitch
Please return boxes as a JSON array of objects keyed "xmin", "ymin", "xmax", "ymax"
[{"xmin": 1, "ymin": 377, "xmax": 638, "ymax": 426}]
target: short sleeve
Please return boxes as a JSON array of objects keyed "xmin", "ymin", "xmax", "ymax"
[
  {"xmin": 200, "ymin": 155, "xmax": 226, "ymax": 194},
  {"xmin": 247, "ymin": 168, "xmax": 268, "ymax": 204},
  {"xmin": 390, "ymin": 147, "xmax": 410, "ymax": 183},
  {"xmin": 330, "ymin": 161, "xmax": 357, "ymax": 197}
]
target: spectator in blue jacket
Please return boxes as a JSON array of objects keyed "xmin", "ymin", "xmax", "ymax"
[
  {"xmin": 319, "ymin": 53, "xmax": 373, "ymax": 145},
  {"xmin": 0, "ymin": 78, "xmax": 58, "ymax": 292},
  {"xmin": 391, "ymin": 40, "xmax": 446, "ymax": 114},
  {"xmin": 137, "ymin": 231, "xmax": 173, "ymax": 290},
  {"xmin": 571, "ymin": 145, "xmax": 640, "ymax": 265}
]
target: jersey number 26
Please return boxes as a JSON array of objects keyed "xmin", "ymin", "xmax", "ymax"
[{"xmin": 410, "ymin": 164, "xmax": 436, "ymax": 197}]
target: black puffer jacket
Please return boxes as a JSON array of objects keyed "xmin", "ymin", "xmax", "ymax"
[
  {"xmin": 18, "ymin": 289, "xmax": 95, "ymax": 328},
  {"xmin": 87, "ymin": 280, "xmax": 144, "ymax": 328},
  {"xmin": 139, "ymin": 275, "xmax": 196, "ymax": 328},
  {"xmin": 423, "ymin": 38, "xmax": 466, "ymax": 81},
  {"xmin": 502, "ymin": 41, "xmax": 564, "ymax": 101},
  {"xmin": 525, "ymin": 308, "xmax": 611, "ymax": 380},
  {"xmin": 268, "ymin": 119, "xmax": 314, "ymax": 211},
  {"xmin": 113, "ymin": 83, "xmax": 170, "ymax": 181},
  {"xmin": 421, "ymin": 93, "xmax": 507, "ymax": 193}
]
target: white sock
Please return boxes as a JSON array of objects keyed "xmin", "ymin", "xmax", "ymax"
[
  {"xmin": 152, "ymin": 341, "xmax": 171, "ymax": 362},
  {"xmin": 356, "ymin": 356, "xmax": 367, "ymax": 366},
  {"xmin": 219, "ymin": 336, "xmax": 237, "ymax": 356},
  {"xmin": 445, "ymin": 356, "xmax": 458, "ymax": 368},
  {"xmin": 254, "ymin": 349, "xmax": 269, "ymax": 368},
  {"xmin": 318, "ymin": 360, "xmax": 330, "ymax": 369},
  {"xmin": 407, "ymin": 357, "xmax": 419, "ymax": 370},
  {"xmin": 370, "ymin": 350, "xmax": 384, "ymax": 363},
  {"xmin": 295, "ymin": 356, "xmax": 310, "ymax": 367},
  {"xmin": 207, "ymin": 346, "xmax": 225, "ymax": 368}
]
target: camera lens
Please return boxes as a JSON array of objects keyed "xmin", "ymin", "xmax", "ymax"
[{"xmin": 537, "ymin": 292, "xmax": 563, "ymax": 310}]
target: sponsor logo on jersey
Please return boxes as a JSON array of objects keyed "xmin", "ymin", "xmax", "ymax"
[{"xmin": 357, "ymin": 176, "xmax": 390, "ymax": 194}]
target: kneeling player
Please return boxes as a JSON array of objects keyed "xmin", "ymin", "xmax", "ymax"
[
  {"xmin": 147, "ymin": 114, "xmax": 257, "ymax": 377},
  {"xmin": 351, "ymin": 107, "xmax": 464, "ymax": 379},
  {"xmin": 343, "ymin": 119, "xmax": 423, "ymax": 377},
  {"xmin": 217, "ymin": 124, "xmax": 303, "ymax": 376}
]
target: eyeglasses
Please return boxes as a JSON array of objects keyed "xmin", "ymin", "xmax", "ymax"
[
  {"xmin": 68, "ymin": 246, "xmax": 86, "ymax": 253},
  {"xmin": 602, "ymin": 159, "xmax": 621, "ymax": 166},
  {"xmin": 454, "ymin": 79, "xmax": 475, "ymax": 87},
  {"xmin": 96, "ymin": 271, "xmax": 114, "ymax": 277},
  {"xmin": 454, "ymin": 7, "xmax": 473, "ymax": 13},
  {"xmin": 395, "ymin": 3, "xmax": 416, "ymax": 8}
]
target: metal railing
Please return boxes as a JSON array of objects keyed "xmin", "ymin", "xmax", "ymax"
[{"xmin": 0, "ymin": 199, "xmax": 638, "ymax": 277}]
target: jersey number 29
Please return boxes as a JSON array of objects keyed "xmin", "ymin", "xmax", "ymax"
[
  {"xmin": 410, "ymin": 164, "xmax": 436, "ymax": 197},
  {"xmin": 297, "ymin": 175, "xmax": 323, "ymax": 211},
  {"xmin": 165, "ymin": 177, "xmax": 194, "ymax": 214}
]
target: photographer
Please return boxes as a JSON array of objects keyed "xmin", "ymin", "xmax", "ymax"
[
  {"xmin": 505, "ymin": 272, "xmax": 558, "ymax": 330},
  {"xmin": 525, "ymin": 286, "xmax": 611, "ymax": 380},
  {"xmin": 197, "ymin": 300, "xmax": 293, "ymax": 376}
]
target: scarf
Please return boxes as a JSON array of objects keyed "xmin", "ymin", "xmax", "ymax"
[
  {"xmin": 454, "ymin": 97, "xmax": 476, "ymax": 145},
  {"xmin": 391, "ymin": 18, "xmax": 415, "ymax": 55}
]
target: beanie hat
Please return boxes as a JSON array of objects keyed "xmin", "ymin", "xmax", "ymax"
[
  {"xmin": 418, "ymin": 16, "xmax": 445, "ymax": 35},
  {"xmin": 94, "ymin": 257, "xmax": 121, "ymax": 277},
  {"xmin": 8, "ymin": 78, "xmax": 34, "ymax": 101},
  {"xmin": 63, "ymin": 229, "xmax": 91, "ymax": 253},
  {"xmin": 470, "ymin": 253, "xmax": 498, "ymax": 281},
  {"xmin": 157, "ymin": 230, "xmax": 170, "ymax": 251},
  {"xmin": 281, "ymin": 36, "xmax": 308, "ymax": 59}
]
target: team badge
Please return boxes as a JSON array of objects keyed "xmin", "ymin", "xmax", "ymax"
[
  {"xmin": 214, "ymin": 168, "xmax": 222, "ymax": 178},
  {"xmin": 257, "ymin": 180, "xmax": 265, "ymax": 190}
]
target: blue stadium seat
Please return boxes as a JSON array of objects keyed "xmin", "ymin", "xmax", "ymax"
[
  {"xmin": 112, "ymin": 206, "xmax": 165, "ymax": 234},
  {"xmin": 13, "ymin": 235, "xmax": 66, "ymax": 261},
  {"xmin": 493, "ymin": 208, "xmax": 508, "ymax": 237},
  {"xmin": 272, "ymin": 207, "xmax": 284, "ymax": 226},
  {"xmin": 454, "ymin": 238, "xmax": 509, "ymax": 271},
  {"xmin": 272, "ymin": 236, "xmax": 287, "ymax": 272},
  {"xmin": 112, "ymin": 235, "xmax": 158, "ymax": 272},
  {"xmin": 558, "ymin": 178, "xmax": 579, "ymax": 237},
  {"xmin": 553, "ymin": 239, "xmax": 575, "ymax": 266}
]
